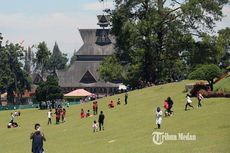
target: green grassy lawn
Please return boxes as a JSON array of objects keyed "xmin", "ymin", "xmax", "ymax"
[
  {"xmin": 214, "ymin": 75, "xmax": 230, "ymax": 92},
  {"xmin": 0, "ymin": 80, "xmax": 230, "ymax": 153}
]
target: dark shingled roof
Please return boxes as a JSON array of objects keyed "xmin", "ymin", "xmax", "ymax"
[
  {"xmin": 57, "ymin": 61, "xmax": 119, "ymax": 88},
  {"xmin": 57, "ymin": 27, "xmax": 118, "ymax": 89},
  {"xmin": 77, "ymin": 29, "xmax": 115, "ymax": 55}
]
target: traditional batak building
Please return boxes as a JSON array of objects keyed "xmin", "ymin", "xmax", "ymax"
[{"xmin": 57, "ymin": 15, "xmax": 120, "ymax": 95}]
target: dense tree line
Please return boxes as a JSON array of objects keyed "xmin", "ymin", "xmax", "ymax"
[
  {"xmin": 0, "ymin": 37, "xmax": 68, "ymax": 105},
  {"xmin": 98, "ymin": 0, "xmax": 230, "ymax": 88},
  {"xmin": 0, "ymin": 42, "xmax": 31, "ymax": 104}
]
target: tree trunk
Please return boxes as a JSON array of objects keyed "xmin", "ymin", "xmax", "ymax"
[
  {"xmin": 208, "ymin": 80, "xmax": 214, "ymax": 91},
  {"xmin": 0, "ymin": 91, "xmax": 1, "ymax": 106}
]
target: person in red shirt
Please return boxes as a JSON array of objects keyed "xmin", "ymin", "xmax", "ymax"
[
  {"xmin": 80, "ymin": 108, "xmax": 85, "ymax": 119},
  {"xmin": 93, "ymin": 102, "xmax": 97, "ymax": 115},
  {"xmin": 95, "ymin": 101, "xmax": 98, "ymax": 115}
]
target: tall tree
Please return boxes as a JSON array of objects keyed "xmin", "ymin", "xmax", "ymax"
[
  {"xmin": 188, "ymin": 64, "xmax": 222, "ymax": 90},
  {"xmin": 34, "ymin": 41, "xmax": 51, "ymax": 76},
  {"xmin": 47, "ymin": 42, "xmax": 68, "ymax": 72},
  {"xmin": 218, "ymin": 27, "xmax": 230, "ymax": 67},
  {"xmin": 24, "ymin": 46, "xmax": 34, "ymax": 74},
  {"xmin": 102, "ymin": 0, "xmax": 229, "ymax": 87},
  {"xmin": 0, "ymin": 42, "xmax": 31, "ymax": 104},
  {"xmin": 35, "ymin": 75, "xmax": 63, "ymax": 108}
]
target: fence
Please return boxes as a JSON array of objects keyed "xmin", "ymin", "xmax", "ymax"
[{"xmin": 0, "ymin": 100, "xmax": 80, "ymax": 111}]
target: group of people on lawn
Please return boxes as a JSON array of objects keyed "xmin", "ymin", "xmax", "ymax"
[
  {"xmin": 81, "ymin": 92, "xmax": 128, "ymax": 133},
  {"xmin": 47, "ymin": 107, "xmax": 66, "ymax": 125},
  {"xmin": 156, "ymin": 92, "xmax": 204, "ymax": 129}
]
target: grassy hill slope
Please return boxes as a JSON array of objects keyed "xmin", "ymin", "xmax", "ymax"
[
  {"xmin": 0, "ymin": 80, "xmax": 229, "ymax": 153},
  {"xmin": 214, "ymin": 75, "xmax": 230, "ymax": 92}
]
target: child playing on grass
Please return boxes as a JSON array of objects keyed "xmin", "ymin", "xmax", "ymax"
[
  {"xmin": 163, "ymin": 99, "xmax": 169, "ymax": 116},
  {"xmin": 47, "ymin": 109, "xmax": 52, "ymax": 125},
  {"xmin": 197, "ymin": 92, "xmax": 204, "ymax": 108},
  {"xmin": 117, "ymin": 98, "xmax": 121, "ymax": 105},
  {"xmin": 156, "ymin": 107, "xmax": 162, "ymax": 129},
  {"xmin": 185, "ymin": 94, "xmax": 194, "ymax": 111},
  {"xmin": 81, "ymin": 108, "xmax": 85, "ymax": 118},
  {"xmin": 92, "ymin": 120, "xmax": 98, "ymax": 132}
]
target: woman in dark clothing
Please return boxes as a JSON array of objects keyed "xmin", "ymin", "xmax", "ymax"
[
  {"xmin": 30, "ymin": 123, "xmax": 46, "ymax": 153},
  {"xmin": 98, "ymin": 111, "xmax": 105, "ymax": 131}
]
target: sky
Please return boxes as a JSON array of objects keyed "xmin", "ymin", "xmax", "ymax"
[{"xmin": 0, "ymin": 0, "xmax": 229, "ymax": 59}]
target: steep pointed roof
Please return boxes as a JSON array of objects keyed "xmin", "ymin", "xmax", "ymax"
[
  {"xmin": 97, "ymin": 15, "xmax": 110, "ymax": 27},
  {"xmin": 57, "ymin": 61, "xmax": 119, "ymax": 88},
  {"xmin": 80, "ymin": 70, "xmax": 97, "ymax": 83},
  {"xmin": 77, "ymin": 29, "xmax": 115, "ymax": 55}
]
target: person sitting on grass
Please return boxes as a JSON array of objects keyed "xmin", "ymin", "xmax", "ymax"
[
  {"xmin": 86, "ymin": 110, "xmax": 91, "ymax": 117},
  {"xmin": 108, "ymin": 100, "xmax": 115, "ymax": 108},
  {"xmin": 7, "ymin": 121, "xmax": 19, "ymax": 128},
  {"xmin": 92, "ymin": 120, "xmax": 98, "ymax": 132}
]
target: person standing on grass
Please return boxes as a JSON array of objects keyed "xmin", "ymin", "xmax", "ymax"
[
  {"xmin": 61, "ymin": 108, "xmax": 66, "ymax": 123},
  {"xmin": 185, "ymin": 94, "xmax": 194, "ymax": 111},
  {"xmin": 167, "ymin": 97, "xmax": 174, "ymax": 115},
  {"xmin": 117, "ymin": 98, "xmax": 121, "ymax": 105},
  {"xmin": 163, "ymin": 99, "xmax": 169, "ymax": 116},
  {"xmin": 30, "ymin": 123, "xmax": 46, "ymax": 153},
  {"xmin": 92, "ymin": 120, "xmax": 98, "ymax": 132},
  {"xmin": 156, "ymin": 107, "xmax": 162, "ymax": 129},
  {"xmin": 55, "ymin": 108, "xmax": 61, "ymax": 124},
  {"xmin": 98, "ymin": 111, "xmax": 105, "ymax": 131},
  {"xmin": 197, "ymin": 92, "xmax": 204, "ymax": 108},
  {"xmin": 95, "ymin": 101, "xmax": 98, "ymax": 115},
  {"xmin": 124, "ymin": 91, "xmax": 128, "ymax": 105},
  {"xmin": 47, "ymin": 109, "xmax": 52, "ymax": 125},
  {"xmin": 93, "ymin": 102, "xmax": 97, "ymax": 115}
]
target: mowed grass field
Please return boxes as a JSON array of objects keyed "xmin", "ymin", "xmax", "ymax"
[{"xmin": 0, "ymin": 80, "xmax": 230, "ymax": 153}]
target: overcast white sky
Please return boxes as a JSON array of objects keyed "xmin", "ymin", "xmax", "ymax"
[{"xmin": 0, "ymin": 0, "xmax": 229, "ymax": 59}]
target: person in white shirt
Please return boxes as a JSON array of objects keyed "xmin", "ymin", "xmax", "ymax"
[
  {"xmin": 92, "ymin": 120, "xmax": 98, "ymax": 132},
  {"xmin": 197, "ymin": 92, "xmax": 204, "ymax": 108},
  {"xmin": 156, "ymin": 107, "xmax": 162, "ymax": 129},
  {"xmin": 47, "ymin": 109, "xmax": 52, "ymax": 125},
  {"xmin": 185, "ymin": 94, "xmax": 194, "ymax": 111}
]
